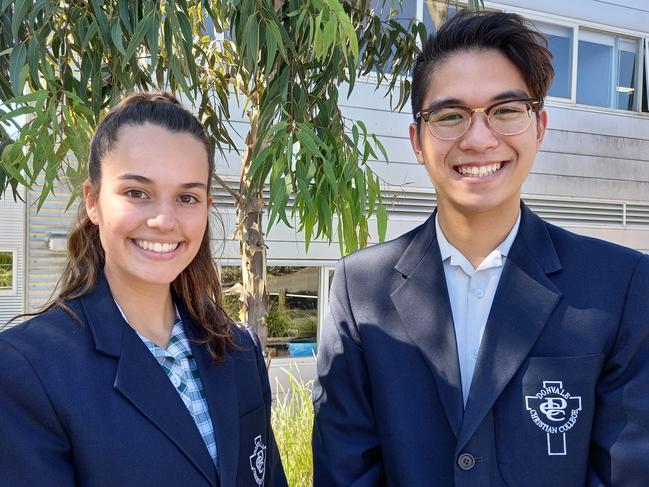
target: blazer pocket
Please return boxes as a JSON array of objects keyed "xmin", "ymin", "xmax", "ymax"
[
  {"xmin": 495, "ymin": 354, "xmax": 605, "ymax": 487},
  {"xmin": 236, "ymin": 404, "xmax": 269, "ymax": 487}
]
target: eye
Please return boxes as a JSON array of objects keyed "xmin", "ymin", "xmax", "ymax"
[
  {"xmin": 430, "ymin": 108, "xmax": 467, "ymax": 126},
  {"xmin": 178, "ymin": 194, "xmax": 200, "ymax": 204},
  {"xmin": 492, "ymin": 102, "xmax": 527, "ymax": 119},
  {"xmin": 125, "ymin": 189, "xmax": 148, "ymax": 199}
]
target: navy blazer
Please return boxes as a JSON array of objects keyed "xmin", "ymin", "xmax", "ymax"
[
  {"xmin": 0, "ymin": 274, "xmax": 287, "ymax": 487},
  {"xmin": 313, "ymin": 204, "xmax": 649, "ymax": 486}
]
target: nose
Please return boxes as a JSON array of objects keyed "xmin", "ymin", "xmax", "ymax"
[
  {"xmin": 147, "ymin": 202, "xmax": 178, "ymax": 232},
  {"xmin": 458, "ymin": 113, "xmax": 499, "ymax": 152}
]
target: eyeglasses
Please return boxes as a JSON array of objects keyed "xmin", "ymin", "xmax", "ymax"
[{"xmin": 415, "ymin": 98, "xmax": 542, "ymax": 140}]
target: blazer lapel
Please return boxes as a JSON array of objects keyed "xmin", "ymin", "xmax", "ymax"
[
  {"xmin": 81, "ymin": 276, "xmax": 218, "ymax": 487},
  {"xmin": 184, "ymin": 309, "xmax": 240, "ymax": 487},
  {"xmin": 457, "ymin": 205, "xmax": 563, "ymax": 452},
  {"xmin": 391, "ymin": 213, "xmax": 464, "ymax": 437}
]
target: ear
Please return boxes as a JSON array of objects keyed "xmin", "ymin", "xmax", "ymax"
[
  {"xmin": 207, "ymin": 195, "xmax": 213, "ymax": 207},
  {"xmin": 535, "ymin": 109, "xmax": 548, "ymax": 150},
  {"xmin": 83, "ymin": 180, "xmax": 100, "ymax": 225},
  {"xmin": 409, "ymin": 123, "xmax": 426, "ymax": 165}
]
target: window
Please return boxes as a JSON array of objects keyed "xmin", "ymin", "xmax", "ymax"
[
  {"xmin": 422, "ymin": 1, "xmax": 458, "ymax": 35},
  {"xmin": 221, "ymin": 265, "xmax": 320, "ymax": 358},
  {"xmin": 535, "ymin": 22, "xmax": 573, "ymax": 99},
  {"xmin": 0, "ymin": 251, "xmax": 15, "ymax": 291},
  {"xmin": 577, "ymin": 30, "xmax": 639, "ymax": 110}
]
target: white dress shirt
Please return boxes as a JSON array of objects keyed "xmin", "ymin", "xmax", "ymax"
[{"xmin": 435, "ymin": 212, "xmax": 521, "ymax": 406}]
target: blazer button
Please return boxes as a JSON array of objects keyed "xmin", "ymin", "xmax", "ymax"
[{"xmin": 457, "ymin": 452, "xmax": 476, "ymax": 471}]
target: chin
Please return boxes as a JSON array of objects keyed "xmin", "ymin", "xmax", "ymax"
[{"xmin": 456, "ymin": 196, "xmax": 512, "ymax": 215}]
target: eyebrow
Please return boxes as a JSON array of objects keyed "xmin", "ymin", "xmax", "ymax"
[
  {"xmin": 117, "ymin": 173, "xmax": 207, "ymax": 190},
  {"xmin": 424, "ymin": 89, "xmax": 532, "ymax": 112}
]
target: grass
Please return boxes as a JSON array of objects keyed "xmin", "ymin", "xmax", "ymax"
[{"xmin": 271, "ymin": 368, "xmax": 314, "ymax": 487}]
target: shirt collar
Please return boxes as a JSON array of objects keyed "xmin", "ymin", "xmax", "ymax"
[
  {"xmin": 113, "ymin": 300, "xmax": 192, "ymax": 360},
  {"xmin": 435, "ymin": 210, "xmax": 521, "ymax": 272}
]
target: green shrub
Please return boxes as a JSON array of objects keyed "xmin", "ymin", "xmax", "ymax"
[
  {"xmin": 272, "ymin": 369, "xmax": 314, "ymax": 487},
  {"xmin": 267, "ymin": 301, "xmax": 294, "ymax": 338}
]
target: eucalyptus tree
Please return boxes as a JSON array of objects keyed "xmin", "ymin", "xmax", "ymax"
[{"xmin": 0, "ymin": 0, "xmax": 481, "ymax": 347}]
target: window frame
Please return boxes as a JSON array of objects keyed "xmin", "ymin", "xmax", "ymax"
[
  {"xmin": 0, "ymin": 249, "xmax": 18, "ymax": 296},
  {"xmin": 490, "ymin": 1, "xmax": 649, "ymax": 117},
  {"xmin": 218, "ymin": 261, "xmax": 337, "ymax": 364}
]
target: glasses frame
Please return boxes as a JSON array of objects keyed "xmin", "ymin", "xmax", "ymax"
[{"xmin": 415, "ymin": 98, "xmax": 543, "ymax": 140}]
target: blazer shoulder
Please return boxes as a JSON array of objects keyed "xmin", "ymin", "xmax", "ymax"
[
  {"xmin": 544, "ymin": 220, "xmax": 644, "ymax": 269},
  {"xmin": 229, "ymin": 322, "xmax": 261, "ymax": 357},
  {"xmin": 0, "ymin": 303, "xmax": 86, "ymax": 355}
]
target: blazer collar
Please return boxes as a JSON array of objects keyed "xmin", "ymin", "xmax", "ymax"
[
  {"xmin": 391, "ymin": 203, "xmax": 563, "ymax": 442},
  {"xmin": 458, "ymin": 204, "xmax": 563, "ymax": 451},
  {"xmin": 182, "ymin": 306, "xmax": 240, "ymax": 487},
  {"xmin": 391, "ymin": 209, "xmax": 465, "ymax": 438},
  {"xmin": 79, "ymin": 274, "xmax": 220, "ymax": 486}
]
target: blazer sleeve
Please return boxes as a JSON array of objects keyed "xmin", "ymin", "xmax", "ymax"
[
  {"xmin": 312, "ymin": 258, "xmax": 385, "ymax": 486},
  {"xmin": 588, "ymin": 255, "xmax": 649, "ymax": 486},
  {"xmin": 246, "ymin": 327, "xmax": 288, "ymax": 487},
  {"xmin": 0, "ymin": 338, "xmax": 75, "ymax": 487}
]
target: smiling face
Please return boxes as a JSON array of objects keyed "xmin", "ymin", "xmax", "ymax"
[
  {"xmin": 84, "ymin": 123, "xmax": 212, "ymax": 294},
  {"xmin": 410, "ymin": 48, "xmax": 547, "ymax": 219}
]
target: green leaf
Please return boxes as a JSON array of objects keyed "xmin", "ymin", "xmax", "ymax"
[
  {"xmin": 9, "ymin": 42, "xmax": 28, "ymax": 96},
  {"xmin": 322, "ymin": 158, "xmax": 336, "ymax": 188},
  {"xmin": 296, "ymin": 124, "xmax": 324, "ymax": 159},
  {"xmin": 0, "ymin": 104, "xmax": 36, "ymax": 121},
  {"xmin": 82, "ymin": 21, "xmax": 100, "ymax": 48},
  {"xmin": 111, "ymin": 20, "xmax": 127, "ymax": 56},
  {"xmin": 366, "ymin": 168, "xmax": 376, "ymax": 216},
  {"xmin": 25, "ymin": 38, "xmax": 42, "ymax": 90},
  {"xmin": 11, "ymin": 0, "xmax": 32, "ymax": 38},
  {"xmin": 122, "ymin": 7, "xmax": 154, "ymax": 68},
  {"xmin": 90, "ymin": 0, "xmax": 110, "ymax": 44},
  {"xmin": 264, "ymin": 22, "xmax": 277, "ymax": 76},
  {"xmin": 372, "ymin": 134, "xmax": 389, "ymax": 162},
  {"xmin": 377, "ymin": 199, "xmax": 387, "ymax": 242},
  {"xmin": 147, "ymin": 11, "xmax": 160, "ymax": 72},
  {"xmin": 321, "ymin": 15, "xmax": 336, "ymax": 56},
  {"xmin": 341, "ymin": 203, "xmax": 358, "ymax": 253},
  {"xmin": 118, "ymin": 0, "xmax": 133, "ymax": 35}
]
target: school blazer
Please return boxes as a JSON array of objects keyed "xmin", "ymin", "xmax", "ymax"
[
  {"xmin": 313, "ymin": 203, "xmax": 649, "ymax": 487},
  {"xmin": 0, "ymin": 274, "xmax": 287, "ymax": 487}
]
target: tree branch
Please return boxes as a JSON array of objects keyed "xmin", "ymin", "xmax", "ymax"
[{"xmin": 213, "ymin": 173, "xmax": 242, "ymax": 205}]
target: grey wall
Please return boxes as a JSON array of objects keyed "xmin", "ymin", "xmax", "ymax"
[{"xmin": 0, "ymin": 193, "xmax": 25, "ymax": 324}]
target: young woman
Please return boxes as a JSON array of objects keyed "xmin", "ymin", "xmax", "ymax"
[{"xmin": 0, "ymin": 93, "xmax": 287, "ymax": 487}]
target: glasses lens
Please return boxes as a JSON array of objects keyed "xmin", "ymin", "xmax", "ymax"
[
  {"xmin": 488, "ymin": 100, "xmax": 533, "ymax": 135},
  {"xmin": 427, "ymin": 107, "xmax": 470, "ymax": 139}
]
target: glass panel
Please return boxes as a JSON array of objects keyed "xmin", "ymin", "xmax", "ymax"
[
  {"xmin": 577, "ymin": 32, "xmax": 614, "ymax": 108},
  {"xmin": 422, "ymin": 1, "xmax": 458, "ymax": 35},
  {"xmin": 644, "ymin": 39, "xmax": 649, "ymax": 113},
  {"xmin": 535, "ymin": 22, "xmax": 573, "ymax": 99},
  {"xmin": 0, "ymin": 252, "xmax": 13, "ymax": 289},
  {"xmin": 643, "ymin": 61, "xmax": 648, "ymax": 113},
  {"xmin": 220, "ymin": 265, "xmax": 319, "ymax": 358},
  {"xmin": 616, "ymin": 38, "xmax": 637, "ymax": 110}
]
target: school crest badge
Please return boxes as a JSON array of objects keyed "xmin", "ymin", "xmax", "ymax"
[
  {"xmin": 525, "ymin": 380, "xmax": 582, "ymax": 455},
  {"xmin": 249, "ymin": 435, "xmax": 266, "ymax": 485}
]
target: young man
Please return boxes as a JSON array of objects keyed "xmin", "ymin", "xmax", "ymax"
[{"xmin": 313, "ymin": 11, "xmax": 649, "ymax": 487}]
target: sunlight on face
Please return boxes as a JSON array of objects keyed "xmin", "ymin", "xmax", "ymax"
[
  {"xmin": 410, "ymin": 49, "xmax": 546, "ymax": 218},
  {"xmin": 84, "ymin": 123, "xmax": 212, "ymax": 294}
]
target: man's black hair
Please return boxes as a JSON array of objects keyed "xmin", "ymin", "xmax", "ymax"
[{"xmin": 411, "ymin": 11, "xmax": 554, "ymax": 122}]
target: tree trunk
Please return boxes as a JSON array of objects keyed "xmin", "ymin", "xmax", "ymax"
[{"xmin": 237, "ymin": 103, "xmax": 269, "ymax": 349}]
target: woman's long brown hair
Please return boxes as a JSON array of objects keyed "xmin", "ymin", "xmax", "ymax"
[{"xmin": 18, "ymin": 92, "xmax": 234, "ymax": 361}]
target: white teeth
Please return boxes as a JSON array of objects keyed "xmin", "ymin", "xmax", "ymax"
[
  {"xmin": 456, "ymin": 162, "xmax": 503, "ymax": 178},
  {"xmin": 134, "ymin": 240, "xmax": 179, "ymax": 253}
]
